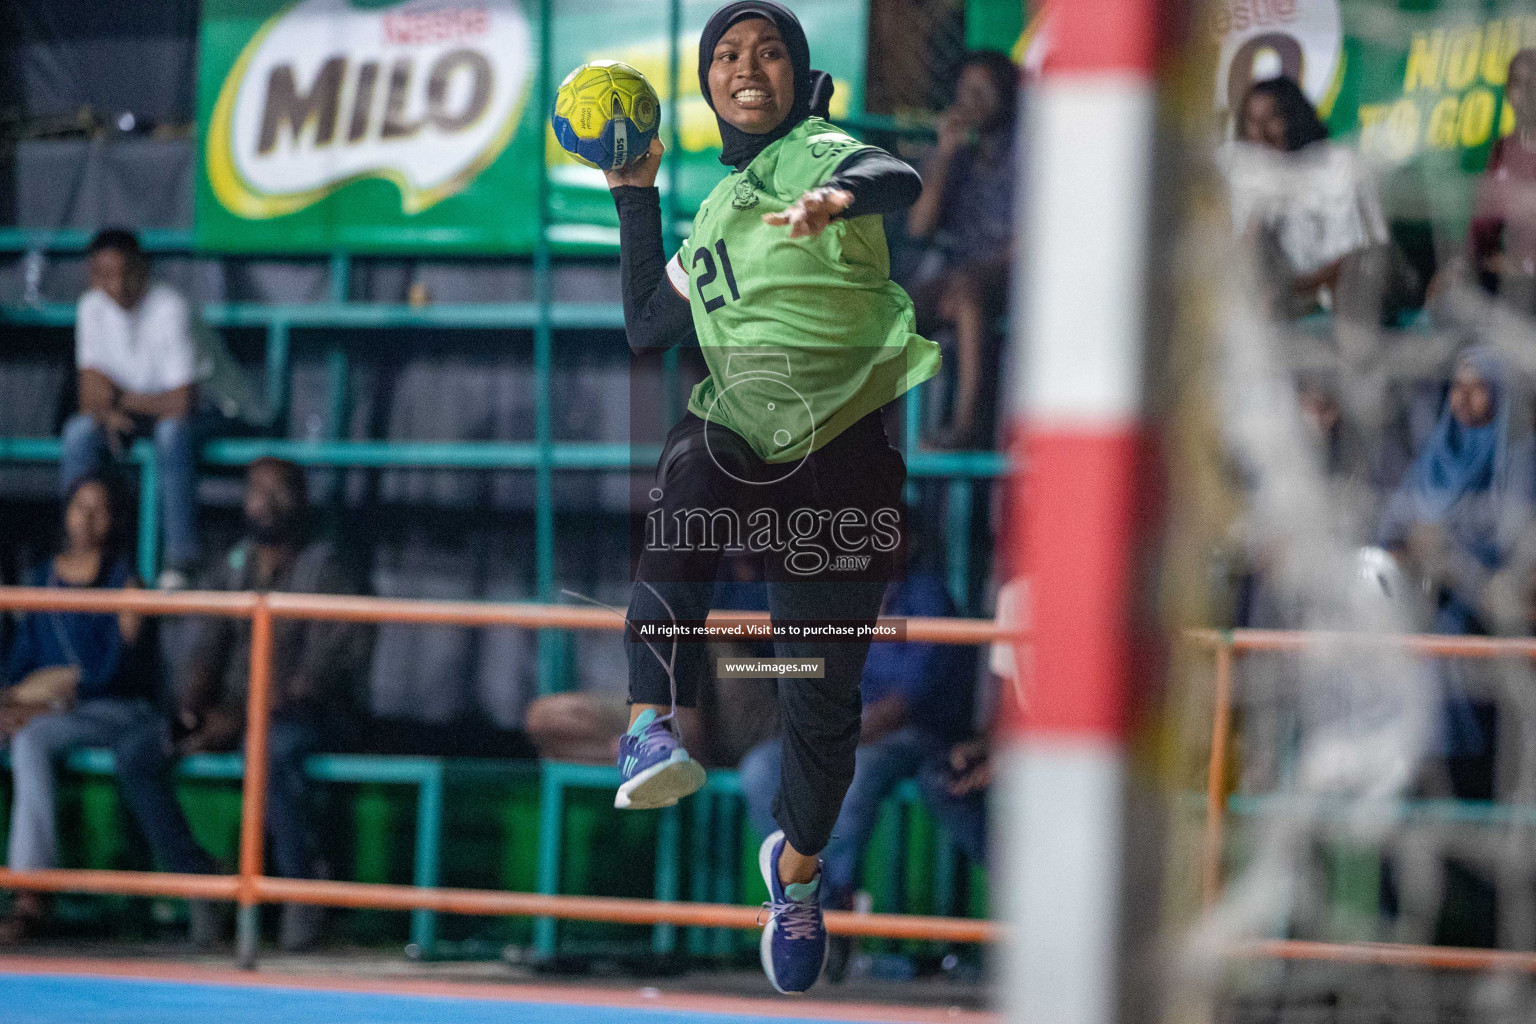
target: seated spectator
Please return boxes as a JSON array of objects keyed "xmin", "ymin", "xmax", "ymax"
[
  {"xmin": 527, "ymin": 554, "xmax": 778, "ymax": 769},
  {"xmin": 1227, "ymin": 76, "xmax": 1421, "ymax": 450},
  {"xmin": 1297, "ymin": 370, "xmax": 1400, "ymax": 540},
  {"xmin": 737, "ymin": 562, "xmax": 983, "ymax": 981},
  {"xmin": 918, "ymin": 735, "xmax": 988, "ymax": 868},
  {"xmin": 526, "ymin": 674, "xmax": 778, "ymax": 770},
  {"xmin": 904, "ymin": 50, "xmax": 1017, "ymax": 450},
  {"xmin": 1379, "ymin": 348, "xmax": 1536, "ymax": 779},
  {"xmin": 1235, "ymin": 370, "xmax": 1404, "ymax": 624},
  {"xmin": 1232, "ymin": 373, "xmax": 1410, "ymax": 787},
  {"xmin": 1467, "ymin": 49, "xmax": 1536, "ymax": 311},
  {"xmin": 1381, "ymin": 348, "xmax": 1536, "ymax": 633},
  {"xmin": 63, "ymin": 229, "xmax": 202, "ymax": 590},
  {"xmin": 116, "ymin": 457, "xmax": 372, "ymax": 951},
  {"xmin": 0, "ymin": 476, "xmax": 157, "ymax": 942},
  {"xmin": 1225, "ymin": 77, "xmax": 1399, "ymax": 325},
  {"xmin": 526, "ymin": 692, "xmax": 635, "ymax": 765}
]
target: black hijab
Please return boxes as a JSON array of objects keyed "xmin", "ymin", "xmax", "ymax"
[{"xmin": 698, "ymin": 1, "xmax": 833, "ymax": 169}]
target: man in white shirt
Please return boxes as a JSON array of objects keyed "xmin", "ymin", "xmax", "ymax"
[{"xmin": 61, "ymin": 229, "xmax": 202, "ymax": 588}]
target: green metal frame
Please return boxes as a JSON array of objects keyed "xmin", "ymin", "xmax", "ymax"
[
  {"xmin": 529, "ymin": 761, "xmax": 958, "ymax": 962},
  {"xmin": 533, "ymin": 760, "xmax": 683, "ymax": 958},
  {"xmin": 0, "ymin": 0, "xmax": 1004, "ymax": 690},
  {"xmin": 3, "ymin": 746, "xmax": 972, "ymax": 963},
  {"xmin": 18, "ymin": 747, "xmax": 459, "ymax": 956}
]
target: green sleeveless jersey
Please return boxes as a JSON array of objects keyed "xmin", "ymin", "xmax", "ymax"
[{"xmin": 665, "ymin": 117, "xmax": 941, "ymax": 464}]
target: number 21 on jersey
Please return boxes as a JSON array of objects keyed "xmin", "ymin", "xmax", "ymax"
[{"xmin": 692, "ymin": 240, "xmax": 739, "ymax": 312}]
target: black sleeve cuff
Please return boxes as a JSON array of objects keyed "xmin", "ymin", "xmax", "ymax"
[{"xmin": 827, "ymin": 148, "xmax": 923, "ymax": 220}]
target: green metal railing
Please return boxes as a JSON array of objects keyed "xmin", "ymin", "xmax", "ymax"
[{"xmin": 0, "ymin": 0, "xmax": 1001, "ymax": 692}]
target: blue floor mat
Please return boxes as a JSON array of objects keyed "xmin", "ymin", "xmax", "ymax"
[{"xmin": 4, "ymin": 972, "xmax": 879, "ymax": 1024}]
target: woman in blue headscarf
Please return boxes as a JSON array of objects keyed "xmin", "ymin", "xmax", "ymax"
[
  {"xmin": 1380, "ymin": 347, "xmax": 1535, "ymax": 774},
  {"xmin": 1380, "ymin": 347, "xmax": 1532, "ymax": 621}
]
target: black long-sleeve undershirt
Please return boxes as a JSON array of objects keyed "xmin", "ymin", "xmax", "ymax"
[
  {"xmin": 614, "ymin": 148, "xmax": 921, "ymax": 354},
  {"xmin": 613, "ymin": 185, "xmax": 696, "ymax": 354},
  {"xmin": 826, "ymin": 147, "xmax": 922, "ymax": 220}
]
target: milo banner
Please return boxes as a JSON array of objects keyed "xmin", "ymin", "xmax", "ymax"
[{"xmin": 195, "ymin": 0, "xmax": 865, "ymax": 254}]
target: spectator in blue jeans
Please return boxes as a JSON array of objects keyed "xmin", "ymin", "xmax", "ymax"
[
  {"xmin": 738, "ymin": 566, "xmax": 984, "ymax": 979},
  {"xmin": 61, "ymin": 229, "xmax": 203, "ymax": 589},
  {"xmin": 115, "ymin": 457, "xmax": 373, "ymax": 950},
  {"xmin": 0, "ymin": 476, "xmax": 161, "ymax": 942}
]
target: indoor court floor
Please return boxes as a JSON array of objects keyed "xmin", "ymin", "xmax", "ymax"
[{"xmin": 2, "ymin": 957, "xmax": 998, "ymax": 1024}]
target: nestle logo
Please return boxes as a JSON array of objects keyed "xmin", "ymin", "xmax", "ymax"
[
  {"xmin": 383, "ymin": 6, "xmax": 490, "ymax": 46},
  {"xmin": 1210, "ymin": 0, "xmax": 1300, "ymax": 37}
]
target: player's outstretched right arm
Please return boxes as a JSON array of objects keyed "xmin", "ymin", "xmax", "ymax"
[{"xmin": 608, "ymin": 139, "xmax": 695, "ymax": 354}]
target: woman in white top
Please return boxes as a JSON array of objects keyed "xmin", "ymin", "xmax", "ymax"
[{"xmin": 1224, "ymin": 76, "xmax": 1395, "ymax": 323}]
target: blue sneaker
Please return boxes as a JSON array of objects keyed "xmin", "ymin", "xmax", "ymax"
[
  {"xmin": 614, "ymin": 708, "xmax": 706, "ymax": 809},
  {"xmin": 758, "ymin": 830, "xmax": 828, "ymax": 994}
]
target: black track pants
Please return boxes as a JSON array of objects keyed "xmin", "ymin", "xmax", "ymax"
[{"xmin": 626, "ymin": 410, "xmax": 906, "ymax": 857}]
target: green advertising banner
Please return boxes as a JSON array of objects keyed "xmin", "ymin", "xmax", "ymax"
[
  {"xmin": 1210, "ymin": 1, "xmax": 1535, "ymax": 225},
  {"xmin": 195, "ymin": 0, "xmax": 866, "ymax": 254},
  {"xmin": 1000, "ymin": 1, "xmax": 1534, "ymax": 229}
]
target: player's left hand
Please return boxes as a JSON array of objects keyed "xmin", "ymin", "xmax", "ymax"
[
  {"xmin": 763, "ymin": 186, "xmax": 854, "ymax": 238},
  {"xmin": 604, "ymin": 138, "xmax": 665, "ymax": 190}
]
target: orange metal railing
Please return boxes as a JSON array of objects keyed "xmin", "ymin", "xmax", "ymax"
[
  {"xmin": 14, "ymin": 592, "xmax": 1532, "ymax": 972},
  {"xmin": 1195, "ymin": 627, "xmax": 1536, "ymax": 975},
  {"xmin": 0, "ymin": 586, "xmax": 1004, "ymax": 966}
]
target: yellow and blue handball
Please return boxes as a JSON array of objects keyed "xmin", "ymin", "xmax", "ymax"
[{"xmin": 552, "ymin": 61, "xmax": 661, "ymax": 171}]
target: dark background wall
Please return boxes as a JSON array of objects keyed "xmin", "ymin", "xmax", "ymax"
[{"xmin": 1, "ymin": 0, "xmax": 198, "ymax": 132}]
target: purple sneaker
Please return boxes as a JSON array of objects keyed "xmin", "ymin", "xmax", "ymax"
[
  {"xmin": 758, "ymin": 830, "xmax": 828, "ymax": 994},
  {"xmin": 614, "ymin": 708, "xmax": 706, "ymax": 810}
]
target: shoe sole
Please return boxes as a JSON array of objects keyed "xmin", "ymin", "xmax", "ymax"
[
  {"xmin": 758, "ymin": 830, "xmax": 825, "ymax": 995},
  {"xmin": 614, "ymin": 751, "xmax": 706, "ymax": 810}
]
